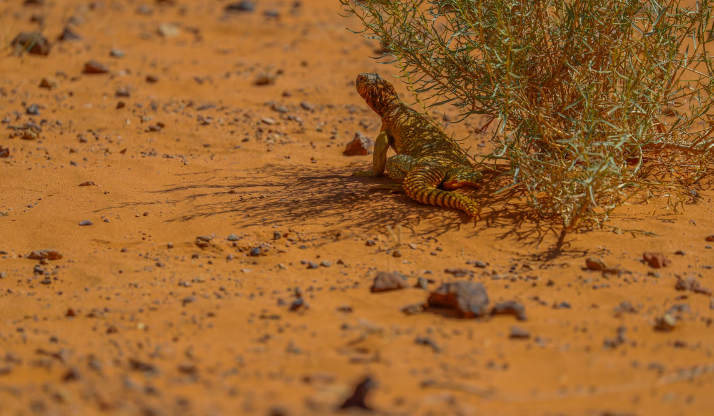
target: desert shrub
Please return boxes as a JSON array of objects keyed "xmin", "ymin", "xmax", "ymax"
[{"xmin": 341, "ymin": 0, "xmax": 714, "ymax": 228}]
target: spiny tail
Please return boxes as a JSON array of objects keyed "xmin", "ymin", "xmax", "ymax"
[{"xmin": 404, "ymin": 170, "xmax": 479, "ymax": 216}]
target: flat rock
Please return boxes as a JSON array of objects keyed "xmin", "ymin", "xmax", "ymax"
[
  {"xmin": 491, "ymin": 301, "xmax": 527, "ymax": 321},
  {"xmin": 584, "ymin": 257, "xmax": 607, "ymax": 270},
  {"xmin": 675, "ymin": 276, "xmax": 713, "ymax": 296},
  {"xmin": 343, "ymin": 132, "xmax": 373, "ymax": 156},
  {"xmin": 370, "ymin": 271, "xmax": 409, "ymax": 292},
  {"xmin": 643, "ymin": 252, "xmax": 670, "ymax": 268},
  {"xmin": 509, "ymin": 326, "xmax": 531, "ymax": 339},
  {"xmin": 0, "ymin": 146, "xmax": 9, "ymax": 158},
  {"xmin": 28, "ymin": 249, "xmax": 63, "ymax": 260},
  {"xmin": 427, "ymin": 281, "xmax": 489, "ymax": 318},
  {"xmin": 83, "ymin": 60, "xmax": 109, "ymax": 74}
]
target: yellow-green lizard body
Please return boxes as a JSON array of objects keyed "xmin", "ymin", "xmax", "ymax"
[{"xmin": 354, "ymin": 73, "xmax": 481, "ymax": 216}]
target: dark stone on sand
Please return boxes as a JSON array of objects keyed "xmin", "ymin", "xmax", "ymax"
[
  {"xmin": 370, "ymin": 271, "xmax": 409, "ymax": 292},
  {"xmin": 427, "ymin": 281, "xmax": 489, "ymax": 318}
]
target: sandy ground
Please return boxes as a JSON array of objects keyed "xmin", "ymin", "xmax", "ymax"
[{"xmin": 1, "ymin": 1, "xmax": 714, "ymax": 415}]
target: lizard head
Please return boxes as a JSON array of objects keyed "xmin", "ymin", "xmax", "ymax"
[{"xmin": 356, "ymin": 73, "xmax": 399, "ymax": 115}]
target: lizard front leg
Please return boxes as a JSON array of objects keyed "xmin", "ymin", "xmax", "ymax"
[
  {"xmin": 352, "ymin": 130, "xmax": 389, "ymax": 177},
  {"xmin": 403, "ymin": 158, "xmax": 480, "ymax": 217},
  {"xmin": 368, "ymin": 154, "xmax": 416, "ymax": 193}
]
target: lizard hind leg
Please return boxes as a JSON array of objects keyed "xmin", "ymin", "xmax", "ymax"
[
  {"xmin": 404, "ymin": 160, "xmax": 479, "ymax": 217},
  {"xmin": 385, "ymin": 154, "xmax": 417, "ymax": 184},
  {"xmin": 443, "ymin": 166, "xmax": 483, "ymax": 191}
]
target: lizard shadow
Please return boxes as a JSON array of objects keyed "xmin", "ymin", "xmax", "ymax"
[{"xmin": 103, "ymin": 162, "xmax": 569, "ymax": 250}]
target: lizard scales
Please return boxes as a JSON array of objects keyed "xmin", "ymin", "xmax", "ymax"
[{"xmin": 354, "ymin": 73, "xmax": 482, "ymax": 216}]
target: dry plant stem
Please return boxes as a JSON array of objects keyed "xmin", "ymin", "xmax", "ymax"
[{"xmin": 341, "ymin": 0, "xmax": 714, "ymax": 228}]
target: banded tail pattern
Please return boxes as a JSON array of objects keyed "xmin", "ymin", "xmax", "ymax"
[{"xmin": 403, "ymin": 163, "xmax": 479, "ymax": 217}]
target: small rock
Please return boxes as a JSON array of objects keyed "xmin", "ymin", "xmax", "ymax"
[
  {"xmin": 249, "ymin": 247, "xmax": 261, "ymax": 256},
  {"xmin": 78, "ymin": 220, "xmax": 93, "ymax": 226},
  {"xmin": 473, "ymin": 260, "xmax": 487, "ymax": 268},
  {"xmin": 12, "ymin": 32, "xmax": 50, "ymax": 56},
  {"xmin": 255, "ymin": 72, "xmax": 276, "ymax": 86},
  {"xmin": 444, "ymin": 267, "xmax": 469, "ymax": 277},
  {"xmin": 0, "ymin": 147, "xmax": 9, "ymax": 158},
  {"xmin": 343, "ymin": 132, "xmax": 373, "ymax": 156},
  {"xmin": 261, "ymin": 117, "xmax": 276, "ymax": 125},
  {"xmin": 300, "ymin": 101, "xmax": 314, "ymax": 111},
  {"xmin": 227, "ymin": 234, "xmax": 239, "ymax": 241},
  {"xmin": 306, "ymin": 261, "xmax": 319, "ymax": 269},
  {"xmin": 289, "ymin": 298, "xmax": 308, "ymax": 311},
  {"xmin": 157, "ymin": 23, "xmax": 180, "ymax": 38},
  {"xmin": 110, "ymin": 48, "xmax": 125, "ymax": 58},
  {"xmin": 414, "ymin": 336, "xmax": 441, "ymax": 353},
  {"xmin": 78, "ymin": 181, "xmax": 96, "ymax": 186},
  {"xmin": 26, "ymin": 104, "xmax": 40, "ymax": 115},
  {"xmin": 57, "ymin": 27, "xmax": 81, "ymax": 41},
  {"xmin": 391, "ymin": 250, "xmax": 401, "ymax": 258},
  {"xmin": 585, "ymin": 257, "xmax": 607, "ymax": 270},
  {"xmin": 491, "ymin": 301, "xmax": 527, "ymax": 321},
  {"xmin": 28, "ymin": 250, "xmax": 63, "ymax": 261},
  {"xmin": 427, "ymin": 281, "xmax": 489, "ymax": 318},
  {"xmin": 115, "ymin": 87, "xmax": 130, "ymax": 97},
  {"xmin": 613, "ymin": 301, "xmax": 638, "ymax": 316},
  {"xmin": 643, "ymin": 252, "xmax": 671, "ymax": 268},
  {"xmin": 320, "ymin": 260, "xmax": 331, "ymax": 267},
  {"xmin": 654, "ymin": 314, "xmax": 677, "ymax": 332},
  {"xmin": 365, "ymin": 240, "xmax": 376, "ymax": 246},
  {"xmin": 339, "ymin": 376, "xmax": 374, "ymax": 411},
  {"xmin": 509, "ymin": 326, "xmax": 531, "ymax": 339},
  {"xmin": 39, "ymin": 77, "xmax": 59, "ymax": 90},
  {"xmin": 370, "ymin": 271, "xmax": 409, "ymax": 292},
  {"xmin": 195, "ymin": 235, "xmax": 213, "ymax": 248},
  {"xmin": 414, "ymin": 277, "xmax": 428, "ymax": 290},
  {"xmin": 674, "ymin": 250, "xmax": 685, "ymax": 256},
  {"xmin": 273, "ymin": 231, "xmax": 281, "ymax": 240},
  {"xmin": 401, "ymin": 303, "xmax": 425, "ymax": 315},
  {"xmin": 225, "ymin": 1, "xmax": 255, "ymax": 13},
  {"xmin": 146, "ymin": 74, "xmax": 159, "ymax": 83},
  {"xmin": 264, "ymin": 9, "xmax": 280, "ymax": 18},
  {"xmin": 83, "ymin": 61, "xmax": 109, "ymax": 74},
  {"xmin": 705, "ymin": 235, "xmax": 714, "ymax": 242},
  {"xmin": 675, "ymin": 276, "xmax": 713, "ymax": 296}
]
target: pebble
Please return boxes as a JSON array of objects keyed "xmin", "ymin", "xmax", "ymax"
[
  {"xmin": 584, "ymin": 257, "xmax": 607, "ymax": 270},
  {"xmin": 343, "ymin": 132, "xmax": 374, "ymax": 156},
  {"xmin": 491, "ymin": 301, "xmax": 527, "ymax": 321},
  {"xmin": 300, "ymin": 101, "xmax": 314, "ymax": 111},
  {"xmin": 249, "ymin": 247, "xmax": 261, "ymax": 256},
  {"xmin": 12, "ymin": 32, "xmax": 50, "ymax": 55},
  {"xmin": 370, "ymin": 271, "xmax": 409, "ymax": 292},
  {"xmin": 391, "ymin": 250, "xmax": 402, "ymax": 258},
  {"xmin": 116, "ymin": 87, "xmax": 130, "ymax": 97},
  {"xmin": 414, "ymin": 336, "xmax": 441, "ymax": 353},
  {"xmin": 401, "ymin": 303, "xmax": 425, "ymax": 315},
  {"xmin": 225, "ymin": 1, "xmax": 255, "ymax": 13},
  {"xmin": 157, "ymin": 23, "xmax": 180, "ymax": 38},
  {"xmin": 509, "ymin": 326, "xmax": 531, "ymax": 339},
  {"xmin": 146, "ymin": 74, "xmax": 159, "ymax": 83},
  {"xmin": 427, "ymin": 281, "xmax": 489, "ymax": 318},
  {"xmin": 83, "ymin": 61, "xmax": 109, "ymax": 74},
  {"xmin": 26, "ymin": 104, "xmax": 40, "ymax": 115},
  {"xmin": 414, "ymin": 277, "xmax": 428, "ymax": 290},
  {"xmin": 365, "ymin": 240, "xmax": 376, "ymax": 246},
  {"xmin": 473, "ymin": 260, "xmax": 487, "ymax": 268},
  {"xmin": 58, "ymin": 26, "xmax": 81, "ymax": 41},
  {"xmin": 306, "ymin": 261, "xmax": 319, "ymax": 269},
  {"xmin": 195, "ymin": 235, "xmax": 213, "ymax": 248},
  {"xmin": 39, "ymin": 77, "xmax": 59, "ymax": 90},
  {"xmin": 273, "ymin": 231, "xmax": 281, "ymax": 240},
  {"xmin": 642, "ymin": 252, "xmax": 671, "ymax": 268},
  {"xmin": 0, "ymin": 147, "xmax": 9, "ymax": 158},
  {"xmin": 227, "ymin": 234, "xmax": 239, "ymax": 241},
  {"xmin": 320, "ymin": 260, "xmax": 331, "ymax": 267},
  {"xmin": 78, "ymin": 220, "xmax": 93, "ymax": 226},
  {"xmin": 675, "ymin": 276, "xmax": 712, "ymax": 296},
  {"xmin": 78, "ymin": 181, "xmax": 96, "ymax": 186},
  {"xmin": 109, "ymin": 48, "xmax": 125, "ymax": 58},
  {"xmin": 654, "ymin": 314, "xmax": 677, "ymax": 331},
  {"xmin": 705, "ymin": 235, "xmax": 714, "ymax": 242}
]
